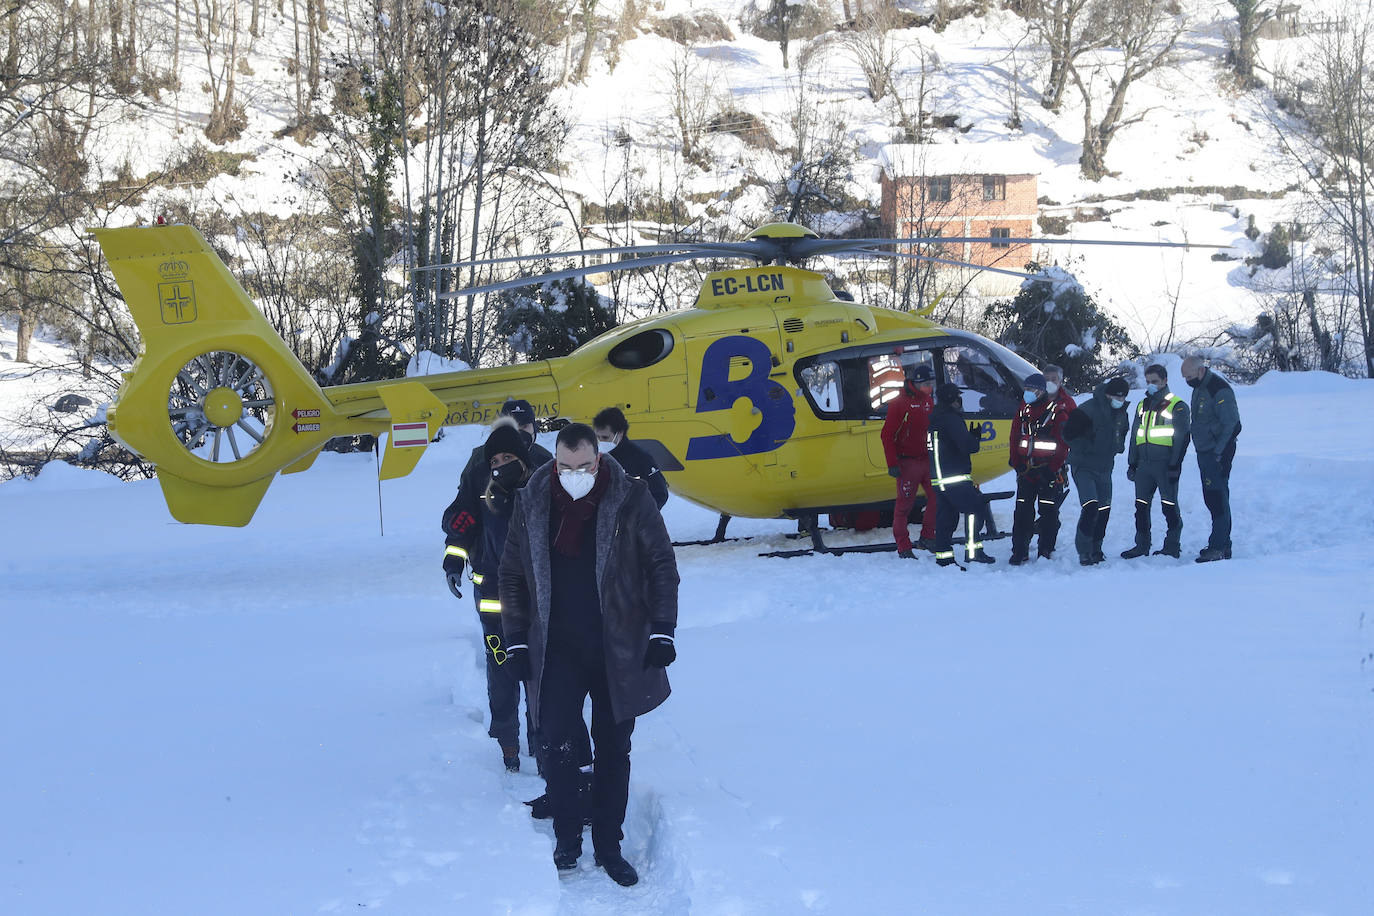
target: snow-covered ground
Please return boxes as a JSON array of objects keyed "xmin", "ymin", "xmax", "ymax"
[{"xmin": 3, "ymin": 371, "xmax": 1371, "ymax": 914}]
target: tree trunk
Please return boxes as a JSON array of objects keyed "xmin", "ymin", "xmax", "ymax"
[
  {"xmin": 126, "ymin": 0, "xmax": 137, "ymax": 71},
  {"xmin": 15, "ymin": 270, "xmax": 32, "ymax": 363}
]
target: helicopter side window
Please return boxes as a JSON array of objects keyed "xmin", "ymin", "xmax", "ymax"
[
  {"xmin": 797, "ymin": 347, "xmax": 940, "ymax": 420},
  {"xmin": 607, "ymin": 329, "xmax": 675, "ymax": 370},
  {"xmin": 939, "ymin": 344, "xmax": 1020, "ymax": 416},
  {"xmin": 868, "ymin": 354, "xmax": 904, "ymax": 412},
  {"xmin": 799, "ymin": 361, "xmax": 842, "ymax": 413}
]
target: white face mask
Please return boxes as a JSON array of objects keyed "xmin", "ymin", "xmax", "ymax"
[
  {"xmin": 558, "ymin": 467, "xmax": 597, "ymax": 500},
  {"xmin": 1046, "ymin": 381, "xmax": 1060, "ymax": 395},
  {"xmin": 596, "ymin": 439, "xmax": 616, "ymax": 454}
]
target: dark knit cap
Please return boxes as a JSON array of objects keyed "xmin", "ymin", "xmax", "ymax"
[
  {"xmin": 500, "ymin": 398, "xmax": 536, "ymax": 428},
  {"xmin": 484, "ymin": 418, "xmax": 530, "ymax": 464},
  {"xmin": 1105, "ymin": 377, "xmax": 1130, "ymax": 397},
  {"xmin": 1023, "ymin": 372, "xmax": 1047, "ymax": 391},
  {"xmin": 936, "ymin": 382, "xmax": 962, "ymax": 405}
]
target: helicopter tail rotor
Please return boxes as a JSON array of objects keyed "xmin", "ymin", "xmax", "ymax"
[{"xmin": 92, "ymin": 225, "xmax": 354, "ymax": 525}]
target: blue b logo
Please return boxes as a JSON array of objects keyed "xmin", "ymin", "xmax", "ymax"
[{"xmin": 686, "ymin": 336, "xmax": 796, "ymax": 460}]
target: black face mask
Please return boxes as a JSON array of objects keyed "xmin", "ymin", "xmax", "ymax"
[
  {"xmin": 489, "ymin": 459, "xmax": 525, "ymax": 492},
  {"xmin": 518, "ymin": 429, "xmax": 534, "ymax": 448},
  {"xmin": 1185, "ymin": 375, "xmax": 1201, "ymax": 388}
]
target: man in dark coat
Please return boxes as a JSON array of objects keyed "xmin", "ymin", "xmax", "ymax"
[
  {"xmin": 1064, "ymin": 376, "xmax": 1130, "ymax": 565},
  {"xmin": 880, "ymin": 364, "xmax": 937, "ymax": 557},
  {"xmin": 592, "ymin": 406, "xmax": 670, "ymax": 509},
  {"xmin": 1181, "ymin": 356, "xmax": 1242, "ymax": 562},
  {"xmin": 440, "ymin": 400, "xmax": 554, "ymax": 770},
  {"xmin": 926, "ymin": 382, "xmax": 996, "ymax": 567},
  {"xmin": 1007, "ymin": 372, "xmax": 1071, "ymax": 564},
  {"xmin": 499, "ymin": 423, "xmax": 679, "ymax": 886},
  {"xmin": 1122, "ymin": 364, "xmax": 1192, "ymax": 559}
]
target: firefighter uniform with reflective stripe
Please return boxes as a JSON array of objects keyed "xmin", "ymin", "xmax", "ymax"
[
  {"xmin": 1008, "ymin": 392, "xmax": 1070, "ymax": 560},
  {"xmin": 1126, "ymin": 388, "xmax": 1191, "ymax": 556},
  {"xmin": 440, "ymin": 438, "xmax": 551, "ymax": 754},
  {"xmin": 926, "ymin": 398, "xmax": 991, "ymax": 564}
]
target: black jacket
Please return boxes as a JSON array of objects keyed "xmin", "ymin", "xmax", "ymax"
[
  {"xmin": 1065, "ymin": 383, "xmax": 1128, "ymax": 473},
  {"xmin": 500, "ymin": 457, "xmax": 679, "ymax": 727},
  {"xmin": 610, "ymin": 438, "xmax": 669, "ymax": 509},
  {"xmin": 441, "ymin": 440, "xmax": 553, "ymax": 577},
  {"xmin": 926, "ymin": 402, "xmax": 981, "ymax": 482}
]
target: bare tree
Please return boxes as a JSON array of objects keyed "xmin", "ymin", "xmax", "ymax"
[
  {"xmin": 1029, "ymin": 0, "xmax": 1105, "ymax": 112},
  {"xmin": 1227, "ymin": 0, "xmax": 1275, "ymax": 84},
  {"xmin": 198, "ymin": 0, "xmax": 245, "ymax": 142},
  {"xmin": 1269, "ymin": 8, "xmax": 1374, "ymax": 376},
  {"xmin": 663, "ymin": 45, "xmax": 718, "ymax": 166},
  {"xmin": 1068, "ymin": 0, "xmax": 1184, "ymax": 180},
  {"xmin": 573, "ymin": 0, "xmax": 598, "ymax": 82}
]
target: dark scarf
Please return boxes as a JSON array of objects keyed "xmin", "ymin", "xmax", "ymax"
[{"xmin": 550, "ymin": 460, "xmax": 611, "ymax": 557}]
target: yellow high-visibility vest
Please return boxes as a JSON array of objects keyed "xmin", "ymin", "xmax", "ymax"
[{"xmin": 1135, "ymin": 395, "xmax": 1183, "ymax": 446}]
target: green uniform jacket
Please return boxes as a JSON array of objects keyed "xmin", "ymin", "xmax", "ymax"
[{"xmin": 1188, "ymin": 369, "xmax": 1241, "ymax": 456}]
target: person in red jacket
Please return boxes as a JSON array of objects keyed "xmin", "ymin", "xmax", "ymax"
[
  {"xmin": 1008, "ymin": 372, "xmax": 1071, "ymax": 564},
  {"xmin": 881, "ymin": 364, "xmax": 937, "ymax": 558}
]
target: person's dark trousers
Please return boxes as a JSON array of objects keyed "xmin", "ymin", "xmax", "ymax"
[
  {"xmin": 539, "ymin": 638, "xmax": 635, "ymax": 852},
  {"xmin": 1131, "ymin": 465, "xmax": 1182, "ymax": 554},
  {"xmin": 473, "ymin": 582, "xmax": 533, "ymax": 754},
  {"xmin": 1071, "ymin": 467, "xmax": 1113, "ymax": 559},
  {"xmin": 1011, "ymin": 472, "xmax": 1064, "ymax": 558},
  {"xmin": 1196, "ymin": 438, "xmax": 1236, "ymax": 552},
  {"xmin": 933, "ymin": 480, "xmax": 990, "ymax": 561}
]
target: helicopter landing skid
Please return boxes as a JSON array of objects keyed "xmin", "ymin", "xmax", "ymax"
[{"xmin": 759, "ymin": 531, "xmax": 1010, "ymax": 560}]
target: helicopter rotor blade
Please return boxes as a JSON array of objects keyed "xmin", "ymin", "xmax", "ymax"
[
  {"xmin": 850, "ymin": 249, "xmax": 1042, "ymax": 280},
  {"xmin": 436, "ymin": 249, "xmax": 745, "ymax": 301},
  {"xmin": 411, "ymin": 241, "xmax": 763, "ymax": 273},
  {"xmin": 801, "ymin": 236, "xmax": 1225, "ymax": 257}
]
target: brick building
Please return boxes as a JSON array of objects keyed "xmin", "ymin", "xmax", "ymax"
[{"xmin": 879, "ymin": 141, "xmax": 1039, "ymax": 290}]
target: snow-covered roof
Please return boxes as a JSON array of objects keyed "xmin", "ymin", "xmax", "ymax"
[{"xmin": 880, "ymin": 140, "xmax": 1041, "ymax": 178}]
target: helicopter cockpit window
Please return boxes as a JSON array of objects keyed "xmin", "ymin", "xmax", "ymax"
[
  {"xmin": 940, "ymin": 344, "xmax": 1020, "ymax": 416},
  {"xmin": 607, "ymin": 329, "xmax": 675, "ymax": 370},
  {"xmin": 799, "ymin": 361, "xmax": 842, "ymax": 413}
]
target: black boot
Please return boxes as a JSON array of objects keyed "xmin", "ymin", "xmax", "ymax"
[
  {"xmin": 554, "ymin": 836, "xmax": 582, "ymax": 871},
  {"xmin": 501, "ymin": 745, "xmax": 520, "ymax": 773},
  {"xmin": 1008, "ymin": 551, "xmax": 1029, "ymax": 566},
  {"xmin": 1120, "ymin": 544, "xmax": 1149, "ymax": 559},
  {"xmin": 595, "ymin": 850, "xmax": 639, "ymax": 886},
  {"xmin": 1195, "ymin": 545, "xmax": 1231, "ymax": 563}
]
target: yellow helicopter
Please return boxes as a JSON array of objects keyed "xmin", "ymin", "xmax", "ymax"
[{"xmin": 90, "ymin": 221, "xmax": 1201, "ymax": 538}]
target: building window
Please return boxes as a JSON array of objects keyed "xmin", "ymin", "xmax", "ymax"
[
  {"xmin": 927, "ymin": 176, "xmax": 951, "ymax": 202},
  {"xmin": 990, "ymin": 227, "xmax": 1011, "ymax": 248},
  {"xmin": 983, "ymin": 175, "xmax": 1006, "ymax": 201}
]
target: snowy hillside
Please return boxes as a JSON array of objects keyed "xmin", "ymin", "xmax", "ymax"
[{"xmin": 3, "ymin": 370, "xmax": 1372, "ymax": 914}]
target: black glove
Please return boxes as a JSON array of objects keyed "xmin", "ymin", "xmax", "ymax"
[
  {"xmin": 968, "ymin": 421, "xmax": 981, "ymax": 439},
  {"xmin": 1011, "ymin": 460, "xmax": 1027, "ymax": 474},
  {"xmin": 888, "ymin": 465, "xmax": 900, "ymax": 478},
  {"xmin": 644, "ymin": 636, "xmax": 676, "ymax": 668},
  {"xmin": 1126, "ymin": 465, "xmax": 1137, "ymax": 482},
  {"xmin": 442, "ymin": 551, "xmax": 465, "ymax": 597},
  {"xmin": 1167, "ymin": 465, "xmax": 1182, "ymax": 481},
  {"xmin": 505, "ymin": 645, "xmax": 532, "ymax": 682}
]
